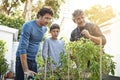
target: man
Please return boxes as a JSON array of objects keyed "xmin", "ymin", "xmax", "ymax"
[
  {"xmin": 70, "ymin": 9, "xmax": 106, "ymax": 69},
  {"xmin": 70, "ymin": 9, "xmax": 106, "ymax": 46},
  {"xmin": 15, "ymin": 7, "xmax": 53, "ymax": 80}
]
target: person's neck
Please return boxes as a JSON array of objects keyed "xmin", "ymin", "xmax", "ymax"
[
  {"xmin": 78, "ymin": 26, "xmax": 85, "ymax": 32},
  {"xmin": 36, "ymin": 19, "xmax": 42, "ymax": 27},
  {"xmin": 51, "ymin": 37, "xmax": 57, "ymax": 40},
  {"xmin": 78, "ymin": 23, "xmax": 86, "ymax": 29}
]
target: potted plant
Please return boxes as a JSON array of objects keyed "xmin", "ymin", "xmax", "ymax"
[{"xmin": 5, "ymin": 70, "xmax": 14, "ymax": 78}]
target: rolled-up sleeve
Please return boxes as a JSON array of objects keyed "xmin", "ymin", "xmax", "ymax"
[{"xmin": 93, "ymin": 25, "xmax": 106, "ymax": 45}]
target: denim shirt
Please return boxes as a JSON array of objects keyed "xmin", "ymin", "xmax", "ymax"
[{"xmin": 16, "ymin": 20, "xmax": 47, "ymax": 60}]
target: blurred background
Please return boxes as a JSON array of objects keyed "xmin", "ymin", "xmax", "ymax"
[{"xmin": 0, "ymin": 0, "xmax": 120, "ymax": 78}]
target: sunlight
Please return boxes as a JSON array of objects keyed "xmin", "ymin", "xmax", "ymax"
[
  {"xmin": 69, "ymin": 0, "xmax": 120, "ymax": 12},
  {"xmin": 57, "ymin": 0, "xmax": 120, "ymax": 77}
]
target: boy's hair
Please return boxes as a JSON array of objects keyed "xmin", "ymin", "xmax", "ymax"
[
  {"xmin": 50, "ymin": 23, "xmax": 60, "ymax": 31},
  {"xmin": 37, "ymin": 6, "xmax": 53, "ymax": 18}
]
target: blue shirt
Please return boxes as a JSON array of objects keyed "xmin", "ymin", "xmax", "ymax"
[
  {"xmin": 16, "ymin": 20, "xmax": 47, "ymax": 60},
  {"xmin": 42, "ymin": 38, "xmax": 65, "ymax": 69}
]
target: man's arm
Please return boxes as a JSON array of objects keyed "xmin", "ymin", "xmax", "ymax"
[
  {"xmin": 20, "ymin": 54, "xmax": 28, "ymax": 72},
  {"xmin": 42, "ymin": 39, "xmax": 49, "ymax": 61},
  {"xmin": 81, "ymin": 29, "xmax": 106, "ymax": 45},
  {"xmin": 88, "ymin": 35, "xmax": 103, "ymax": 45},
  {"xmin": 20, "ymin": 54, "xmax": 36, "ymax": 75},
  {"xmin": 19, "ymin": 23, "xmax": 36, "ymax": 75}
]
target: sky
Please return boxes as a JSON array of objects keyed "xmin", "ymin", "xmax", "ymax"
[
  {"xmin": 54, "ymin": 0, "xmax": 120, "ymax": 25},
  {"xmin": 68, "ymin": 0, "xmax": 120, "ymax": 12}
]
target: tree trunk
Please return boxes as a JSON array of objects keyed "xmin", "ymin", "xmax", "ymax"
[{"xmin": 23, "ymin": 0, "xmax": 32, "ymax": 21}]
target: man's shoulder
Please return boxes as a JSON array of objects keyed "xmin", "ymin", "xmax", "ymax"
[
  {"xmin": 24, "ymin": 20, "xmax": 34, "ymax": 24},
  {"xmin": 86, "ymin": 22, "xmax": 97, "ymax": 28},
  {"xmin": 23, "ymin": 20, "xmax": 35, "ymax": 28},
  {"xmin": 86, "ymin": 22, "xmax": 95, "ymax": 26},
  {"xmin": 71, "ymin": 27, "xmax": 78, "ymax": 33}
]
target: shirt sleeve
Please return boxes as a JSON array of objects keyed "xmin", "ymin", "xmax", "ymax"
[
  {"xmin": 42, "ymin": 39, "xmax": 49, "ymax": 61},
  {"xmin": 92, "ymin": 25, "xmax": 106, "ymax": 45},
  {"xmin": 70, "ymin": 31, "xmax": 75, "ymax": 41},
  {"xmin": 19, "ymin": 23, "xmax": 31, "ymax": 54},
  {"xmin": 62, "ymin": 41, "xmax": 66, "ymax": 54}
]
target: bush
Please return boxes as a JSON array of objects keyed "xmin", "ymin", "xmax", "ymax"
[
  {"xmin": 36, "ymin": 38, "xmax": 116, "ymax": 80},
  {"xmin": 0, "ymin": 14, "xmax": 25, "ymax": 39},
  {"xmin": 0, "ymin": 40, "xmax": 8, "ymax": 75},
  {"xmin": 65, "ymin": 38, "xmax": 116, "ymax": 80}
]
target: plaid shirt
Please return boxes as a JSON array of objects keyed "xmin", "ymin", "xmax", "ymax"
[{"xmin": 70, "ymin": 23, "xmax": 106, "ymax": 45}]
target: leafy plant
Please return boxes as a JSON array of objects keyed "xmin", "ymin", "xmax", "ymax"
[
  {"xmin": 36, "ymin": 38, "xmax": 115, "ymax": 80},
  {"xmin": 0, "ymin": 40, "xmax": 8, "ymax": 76},
  {"xmin": 65, "ymin": 38, "xmax": 116, "ymax": 80},
  {"xmin": 0, "ymin": 13, "xmax": 25, "ymax": 39}
]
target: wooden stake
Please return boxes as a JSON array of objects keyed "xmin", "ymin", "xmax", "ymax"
[
  {"xmin": 99, "ymin": 37, "xmax": 102, "ymax": 80},
  {"xmin": 44, "ymin": 48, "xmax": 48, "ymax": 80},
  {"xmin": 68, "ymin": 50, "xmax": 70, "ymax": 80},
  {"xmin": 50, "ymin": 56, "xmax": 53, "ymax": 76}
]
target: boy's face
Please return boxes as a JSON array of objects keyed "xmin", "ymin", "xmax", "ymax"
[{"xmin": 50, "ymin": 28, "xmax": 60, "ymax": 39}]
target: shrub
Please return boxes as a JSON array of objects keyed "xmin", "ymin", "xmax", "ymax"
[
  {"xmin": 0, "ymin": 40, "xmax": 8, "ymax": 75},
  {"xmin": 35, "ymin": 38, "xmax": 115, "ymax": 80},
  {"xmin": 0, "ymin": 14, "xmax": 25, "ymax": 39}
]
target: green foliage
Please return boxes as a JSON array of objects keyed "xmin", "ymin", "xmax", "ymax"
[
  {"xmin": 35, "ymin": 38, "xmax": 115, "ymax": 79},
  {"xmin": 0, "ymin": 13, "xmax": 25, "ymax": 39},
  {"xmin": 65, "ymin": 38, "xmax": 116, "ymax": 79},
  {"xmin": 0, "ymin": 0, "xmax": 64, "ymax": 31},
  {"xmin": 32, "ymin": 0, "xmax": 65, "ymax": 27},
  {"xmin": 36, "ymin": 55, "xmax": 45, "ymax": 69},
  {"xmin": 0, "ymin": 40, "xmax": 8, "ymax": 75},
  {"xmin": 84, "ymin": 5, "xmax": 115, "ymax": 25},
  {"xmin": 44, "ymin": 0, "xmax": 65, "ymax": 19},
  {"xmin": 0, "ymin": 0, "xmax": 20, "ymax": 15}
]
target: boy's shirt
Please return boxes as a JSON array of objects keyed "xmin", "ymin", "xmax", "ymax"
[{"xmin": 42, "ymin": 37, "xmax": 65, "ymax": 69}]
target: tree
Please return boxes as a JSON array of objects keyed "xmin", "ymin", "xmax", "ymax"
[
  {"xmin": 0, "ymin": 0, "xmax": 65, "ymax": 38},
  {"xmin": 0, "ymin": 0, "xmax": 65, "ymax": 21},
  {"xmin": 44, "ymin": 0, "xmax": 65, "ymax": 19},
  {"xmin": 0, "ymin": 0, "xmax": 20, "ymax": 15},
  {"xmin": 84, "ymin": 5, "xmax": 115, "ymax": 25},
  {"xmin": 22, "ymin": 0, "xmax": 32, "ymax": 21}
]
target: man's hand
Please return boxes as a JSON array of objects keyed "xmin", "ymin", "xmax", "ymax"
[
  {"xmin": 81, "ymin": 29, "xmax": 91, "ymax": 38},
  {"xmin": 24, "ymin": 70, "xmax": 36, "ymax": 76}
]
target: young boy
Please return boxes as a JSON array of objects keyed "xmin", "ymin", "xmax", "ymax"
[{"xmin": 42, "ymin": 23, "xmax": 65, "ymax": 70}]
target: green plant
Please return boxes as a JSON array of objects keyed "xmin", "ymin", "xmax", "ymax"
[
  {"xmin": 35, "ymin": 38, "xmax": 115, "ymax": 80},
  {"xmin": 0, "ymin": 40, "xmax": 8, "ymax": 76},
  {"xmin": 0, "ymin": 13, "xmax": 25, "ymax": 39},
  {"xmin": 65, "ymin": 38, "xmax": 116, "ymax": 80}
]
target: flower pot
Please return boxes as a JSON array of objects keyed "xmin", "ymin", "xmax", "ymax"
[{"xmin": 6, "ymin": 72, "xmax": 14, "ymax": 78}]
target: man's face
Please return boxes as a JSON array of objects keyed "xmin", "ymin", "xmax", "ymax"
[
  {"xmin": 39, "ymin": 13, "xmax": 52, "ymax": 26},
  {"xmin": 50, "ymin": 28, "xmax": 60, "ymax": 40},
  {"xmin": 74, "ymin": 14, "xmax": 86, "ymax": 27}
]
